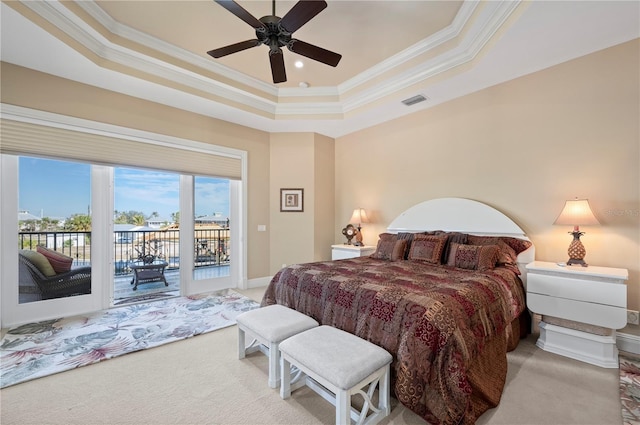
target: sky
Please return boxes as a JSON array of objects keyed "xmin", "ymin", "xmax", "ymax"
[{"xmin": 18, "ymin": 157, "xmax": 230, "ymax": 220}]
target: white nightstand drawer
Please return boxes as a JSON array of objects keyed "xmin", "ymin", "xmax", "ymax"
[
  {"xmin": 527, "ymin": 273, "xmax": 626, "ymax": 308},
  {"xmin": 527, "ymin": 292, "xmax": 627, "ymax": 329}
]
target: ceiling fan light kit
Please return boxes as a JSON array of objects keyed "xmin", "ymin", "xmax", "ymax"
[{"xmin": 208, "ymin": 0, "xmax": 342, "ymax": 84}]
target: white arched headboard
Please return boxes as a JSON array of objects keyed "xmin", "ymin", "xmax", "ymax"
[{"xmin": 387, "ymin": 198, "xmax": 535, "ymax": 272}]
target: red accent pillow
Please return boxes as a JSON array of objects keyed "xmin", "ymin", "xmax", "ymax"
[{"xmin": 37, "ymin": 246, "xmax": 73, "ymax": 274}]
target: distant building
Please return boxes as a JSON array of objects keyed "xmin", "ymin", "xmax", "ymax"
[
  {"xmin": 195, "ymin": 213, "xmax": 228, "ymax": 228},
  {"xmin": 145, "ymin": 217, "xmax": 171, "ymax": 229},
  {"xmin": 18, "ymin": 211, "xmax": 41, "ymax": 231},
  {"xmin": 18, "ymin": 211, "xmax": 41, "ymax": 221},
  {"xmin": 114, "ymin": 224, "xmax": 155, "ymax": 243}
]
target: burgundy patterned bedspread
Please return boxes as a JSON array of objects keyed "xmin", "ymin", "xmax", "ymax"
[{"xmin": 262, "ymin": 257, "xmax": 526, "ymax": 425}]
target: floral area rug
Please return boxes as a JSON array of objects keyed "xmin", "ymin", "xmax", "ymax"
[
  {"xmin": 0, "ymin": 289, "xmax": 259, "ymax": 389},
  {"xmin": 620, "ymin": 353, "xmax": 640, "ymax": 425}
]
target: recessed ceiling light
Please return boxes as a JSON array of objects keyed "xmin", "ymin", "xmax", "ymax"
[
  {"xmin": 294, "ymin": 61, "xmax": 304, "ymax": 69},
  {"xmin": 299, "ymin": 82, "xmax": 310, "ymax": 88}
]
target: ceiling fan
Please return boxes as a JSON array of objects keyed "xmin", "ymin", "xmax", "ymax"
[{"xmin": 207, "ymin": 0, "xmax": 342, "ymax": 84}]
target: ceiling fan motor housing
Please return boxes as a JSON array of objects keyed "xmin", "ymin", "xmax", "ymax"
[{"xmin": 257, "ymin": 16, "xmax": 292, "ymax": 54}]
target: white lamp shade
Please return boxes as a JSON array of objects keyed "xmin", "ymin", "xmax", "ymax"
[
  {"xmin": 350, "ymin": 208, "xmax": 369, "ymax": 225},
  {"xmin": 554, "ymin": 199, "xmax": 600, "ymax": 226}
]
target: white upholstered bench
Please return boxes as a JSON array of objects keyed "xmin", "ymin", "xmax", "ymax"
[
  {"xmin": 279, "ymin": 325, "xmax": 393, "ymax": 425},
  {"xmin": 236, "ymin": 304, "xmax": 319, "ymax": 388}
]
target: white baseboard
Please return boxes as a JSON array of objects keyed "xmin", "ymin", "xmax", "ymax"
[
  {"xmin": 247, "ymin": 276, "xmax": 272, "ymax": 289},
  {"xmin": 537, "ymin": 322, "xmax": 620, "ymax": 368},
  {"xmin": 617, "ymin": 331, "xmax": 640, "ymax": 355}
]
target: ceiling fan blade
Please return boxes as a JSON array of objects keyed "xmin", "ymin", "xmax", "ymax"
[
  {"xmin": 288, "ymin": 39, "xmax": 341, "ymax": 67},
  {"xmin": 214, "ymin": 0, "xmax": 265, "ymax": 29},
  {"xmin": 269, "ymin": 50, "xmax": 287, "ymax": 84},
  {"xmin": 207, "ymin": 39, "xmax": 261, "ymax": 58},
  {"xmin": 279, "ymin": 1, "xmax": 327, "ymax": 33}
]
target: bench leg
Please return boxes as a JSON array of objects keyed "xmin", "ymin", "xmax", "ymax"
[
  {"xmin": 336, "ymin": 390, "xmax": 351, "ymax": 425},
  {"xmin": 238, "ymin": 326, "xmax": 246, "ymax": 359},
  {"xmin": 268, "ymin": 341, "xmax": 281, "ymax": 388},
  {"xmin": 379, "ymin": 365, "xmax": 390, "ymax": 416},
  {"xmin": 280, "ymin": 356, "xmax": 292, "ymax": 399}
]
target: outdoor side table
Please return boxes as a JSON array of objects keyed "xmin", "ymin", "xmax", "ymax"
[{"xmin": 130, "ymin": 261, "xmax": 169, "ymax": 290}]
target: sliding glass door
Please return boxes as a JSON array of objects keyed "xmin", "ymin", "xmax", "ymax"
[
  {"xmin": 17, "ymin": 156, "xmax": 92, "ymax": 304},
  {"xmin": 193, "ymin": 176, "xmax": 231, "ymax": 281},
  {"xmin": 2, "ymin": 155, "xmax": 243, "ymax": 327},
  {"xmin": 113, "ymin": 167, "xmax": 181, "ymax": 305}
]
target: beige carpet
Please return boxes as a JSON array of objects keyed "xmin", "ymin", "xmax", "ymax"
[{"xmin": 0, "ymin": 287, "xmax": 624, "ymax": 425}]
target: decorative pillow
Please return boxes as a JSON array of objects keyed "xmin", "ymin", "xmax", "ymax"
[
  {"xmin": 20, "ymin": 249, "xmax": 57, "ymax": 277},
  {"xmin": 466, "ymin": 235, "xmax": 531, "ymax": 265},
  {"xmin": 501, "ymin": 237, "xmax": 533, "ymax": 256},
  {"xmin": 436, "ymin": 231, "xmax": 468, "ymax": 263},
  {"xmin": 408, "ymin": 234, "xmax": 448, "ymax": 264},
  {"xmin": 371, "ymin": 238, "xmax": 408, "ymax": 261},
  {"xmin": 397, "ymin": 232, "xmax": 417, "ymax": 259},
  {"xmin": 37, "ymin": 246, "xmax": 73, "ymax": 274},
  {"xmin": 446, "ymin": 243, "xmax": 499, "ymax": 271}
]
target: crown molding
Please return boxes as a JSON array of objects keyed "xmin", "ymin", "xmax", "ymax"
[
  {"xmin": 13, "ymin": 0, "xmax": 521, "ymax": 120},
  {"xmin": 337, "ymin": 0, "xmax": 479, "ymax": 96},
  {"xmin": 75, "ymin": 0, "xmax": 279, "ymax": 97},
  {"xmin": 274, "ymin": 101, "xmax": 344, "ymax": 116},
  {"xmin": 19, "ymin": 1, "xmax": 286, "ymax": 116},
  {"xmin": 341, "ymin": 0, "xmax": 521, "ymax": 112}
]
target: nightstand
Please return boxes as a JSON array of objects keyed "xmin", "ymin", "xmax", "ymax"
[
  {"xmin": 331, "ymin": 244, "xmax": 376, "ymax": 260},
  {"xmin": 526, "ymin": 261, "xmax": 628, "ymax": 368}
]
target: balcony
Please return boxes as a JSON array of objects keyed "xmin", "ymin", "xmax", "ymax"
[{"xmin": 18, "ymin": 228, "xmax": 230, "ymax": 304}]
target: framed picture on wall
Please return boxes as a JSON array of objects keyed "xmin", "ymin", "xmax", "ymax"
[{"xmin": 280, "ymin": 188, "xmax": 304, "ymax": 212}]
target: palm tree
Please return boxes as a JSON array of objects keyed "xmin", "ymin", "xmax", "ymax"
[
  {"xmin": 133, "ymin": 214, "xmax": 145, "ymax": 226},
  {"xmin": 40, "ymin": 217, "xmax": 60, "ymax": 231},
  {"xmin": 65, "ymin": 214, "xmax": 92, "ymax": 231}
]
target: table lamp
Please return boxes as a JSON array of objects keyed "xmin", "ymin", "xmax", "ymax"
[
  {"xmin": 553, "ymin": 198, "xmax": 600, "ymax": 267},
  {"xmin": 350, "ymin": 208, "xmax": 369, "ymax": 247}
]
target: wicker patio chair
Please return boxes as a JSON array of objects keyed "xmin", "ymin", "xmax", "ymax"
[{"xmin": 18, "ymin": 252, "xmax": 91, "ymax": 300}]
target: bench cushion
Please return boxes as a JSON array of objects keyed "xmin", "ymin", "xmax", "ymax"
[
  {"xmin": 236, "ymin": 304, "xmax": 318, "ymax": 343},
  {"xmin": 279, "ymin": 325, "xmax": 392, "ymax": 390}
]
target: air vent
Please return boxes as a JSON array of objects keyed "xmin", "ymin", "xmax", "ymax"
[{"xmin": 401, "ymin": 94, "xmax": 429, "ymax": 106}]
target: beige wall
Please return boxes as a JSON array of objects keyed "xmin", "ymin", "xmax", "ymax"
[
  {"xmin": 335, "ymin": 39, "xmax": 640, "ymax": 311},
  {"xmin": 313, "ymin": 133, "xmax": 336, "ymax": 261},
  {"xmin": 269, "ymin": 132, "xmax": 335, "ymax": 275},
  {"xmin": 0, "ymin": 62, "xmax": 271, "ymax": 280}
]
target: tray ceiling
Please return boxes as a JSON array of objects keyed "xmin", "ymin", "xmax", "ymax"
[{"xmin": 1, "ymin": 1, "xmax": 638, "ymax": 137}]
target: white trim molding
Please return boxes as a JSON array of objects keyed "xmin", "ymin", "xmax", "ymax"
[{"xmin": 617, "ymin": 332, "xmax": 640, "ymax": 355}]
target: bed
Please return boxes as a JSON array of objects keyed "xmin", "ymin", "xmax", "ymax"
[{"xmin": 262, "ymin": 198, "xmax": 535, "ymax": 425}]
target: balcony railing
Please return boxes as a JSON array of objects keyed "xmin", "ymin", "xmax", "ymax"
[{"xmin": 18, "ymin": 229, "xmax": 230, "ymax": 275}]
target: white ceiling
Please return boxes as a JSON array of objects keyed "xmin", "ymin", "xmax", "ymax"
[{"xmin": 1, "ymin": 1, "xmax": 639, "ymax": 138}]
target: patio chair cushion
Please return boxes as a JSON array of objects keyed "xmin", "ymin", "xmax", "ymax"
[
  {"xmin": 19, "ymin": 249, "xmax": 56, "ymax": 277},
  {"xmin": 37, "ymin": 246, "xmax": 73, "ymax": 274}
]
